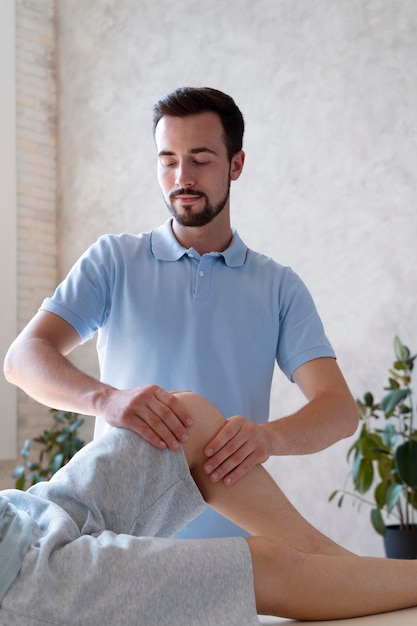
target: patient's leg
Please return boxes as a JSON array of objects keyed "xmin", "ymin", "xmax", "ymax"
[
  {"xmin": 177, "ymin": 391, "xmax": 352, "ymax": 556},
  {"xmin": 178, "ymin": 391, "xmax": 417, "ymax": 621},
  {"xmin": 249, "ymin": 535, "xmax": 417, "ymax": 620}
]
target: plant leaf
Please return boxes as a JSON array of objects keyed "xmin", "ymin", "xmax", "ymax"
[
  {"xmin": 377, "ymin": 455, "xmax": 395, "ymax": 481},
  {"xmin": 386, "ymin": 377, "xmax": 400, "ymax": 390},
  {"xmin": 393, "ymin": 336, "xmax": 411, "ymax": 362},
  {"xmin": 20, "ymin": 439, "xmax": 31, "ymax": 460},
  {"xmin": 359, "ymin": 433, "xmax": 389, "ymax": 459},
  {"xmin": 395, "ymin": 441, "xmax": 417, "ymax": 487},
  {"xmin": 328, "ymin": 490, "xmax": 338, "ymax": 502},
  {"xmin": 354, "ymin": 459, "xmax": 374, "ymax": 494},
  {"xmin": 351, "ymin": 447, "xmax": 362, "ymax": 475},
  {"xmin": 12, "ymin": 465, "xmax": 25, "ymax": 479},
  {"xmin": 52, "ymin": 453, "xmax": 64, "ymax": 475},
  {"xmin": 382, "ymin": 423, "xmax": 397, "ymax": 449},
  {"xmin": 363, "ymin": 392, "xmax": 374, "ymax": 407},
  {"xmin": 26, "ymin": 462, "xmax": 41, "ymax": 470},
  {"xmin": 379, "ymin": 389, "xmax": 410, "ymax": 414},
  {"xmin": 374, "ymin": 480, "xmax": 389, "ymax": 508},
  {"xmin": 407, "ymin": 490, "xmax": 417, "ymax": 511},
  {"xmin": 385, "ymin": 483, "xmax": 403, "ymax": 512},
  {"xmin": 370, "ymin": 508, "xmax": 386, "ymax": 536},
  {"xmin": 15, "ymin": 474, "xmax": 26, "ymax": 491}
]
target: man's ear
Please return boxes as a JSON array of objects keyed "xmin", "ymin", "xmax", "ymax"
[{"xmin": 230, "ymin": 150, "xmax": 245, "ymax": 181}]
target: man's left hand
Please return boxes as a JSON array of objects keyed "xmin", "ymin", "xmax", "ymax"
[{"xmin": 202, "ymin": 416, "xmax": 271, "ymax": 486}]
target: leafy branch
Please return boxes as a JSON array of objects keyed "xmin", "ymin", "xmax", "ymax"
[
  {"xmin": 13, "ymin": 409, "xmax": 86, "ymax": 490},
  {"xmin": 330, "ymin": 337, "xmax": 417, "ymax": 535}
]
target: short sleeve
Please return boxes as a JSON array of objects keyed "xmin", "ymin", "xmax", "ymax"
[
  {"xmin": 40, "ymin": 236, "xmax": 114, "ymax": 343},
  {"xmin": 276, "ymin": 269, "xmax": 335, "ymax": 380}
]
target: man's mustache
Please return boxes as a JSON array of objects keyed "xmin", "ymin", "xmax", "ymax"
[{"xmin": 170, "ymin": 189, "xmax": 205, "ymax": 198}]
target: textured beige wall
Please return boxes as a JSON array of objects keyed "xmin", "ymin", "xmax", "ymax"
[
  {"xmin": 1, "ymin": 0, "xmax": 416, "ymax": 557},
  {"xmin": 15, "ymin": 0, "xmax": 57, "ymax": 441},
  {"xmin": 0, "ymin": 0, "xmax": 17, "ymax": 460},
  {"xmin": 0, "ymin": 0, "xmax": 60, "ymax": 485}
]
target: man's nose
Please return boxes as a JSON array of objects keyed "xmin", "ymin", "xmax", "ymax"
[{"xmin": 175, "ymin": 162, "xmax": 195, "ymax": 188}]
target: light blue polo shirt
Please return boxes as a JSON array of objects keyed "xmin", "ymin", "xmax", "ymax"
[{"xmin": 41, "ymin": 219, "xmax": 335, "ymax": 537}]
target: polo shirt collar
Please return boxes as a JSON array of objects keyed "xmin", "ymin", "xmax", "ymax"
[{"xmin": 150, "ymin": 219, "xmax": 247, "ymax": 267}]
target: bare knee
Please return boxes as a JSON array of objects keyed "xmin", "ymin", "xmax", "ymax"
[{"xmin": 173, "ymin": 391, "xmax": 227, "ymax": 468}]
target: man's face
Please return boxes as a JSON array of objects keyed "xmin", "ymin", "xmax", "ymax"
[{"xmin": 155, "ymin": 112, "xmax": 236, "ymax": 227}]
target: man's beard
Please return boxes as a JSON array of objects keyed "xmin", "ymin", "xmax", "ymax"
[{"xmin": 164, "ymin": 185, "xmax": 230, "ymax": 227}]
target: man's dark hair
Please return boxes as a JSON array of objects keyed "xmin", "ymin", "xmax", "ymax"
[{"xmin": 152, "ymin": 87, "xmax": 244, "ymax": 160}]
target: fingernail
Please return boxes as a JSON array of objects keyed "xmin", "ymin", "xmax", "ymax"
[
  {"xmin": 205, "ymin": 448, "xmax": 213, "ymax": 456},
  {"xmin": 172, "ymin": 441, "xmax": 180, "ymax": 451},
  {"xmin": 212, "ymin": 472, "xmax": 219, "ymax": 481},
  {"xmin": 224, "ymin": 477, "xmax": 232, "ymax": 486},
  {"xmin": 205, "ymin": 464, "xmax": 212, "ymax": 473},
  {"xmin": 185, "ymin": 418, "xmax": 193, "ymax": 426},
  {"xmin": 181, "ymin": 433, "xmax": 189, "ymax": 442}
]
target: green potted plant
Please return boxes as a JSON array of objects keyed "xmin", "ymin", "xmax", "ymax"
[
  {"xmin": 330, "ymin": 336, "xmax": 417, "ymax": 558},
  {"xmin": 13, "ymin": 409, "xmax": 85, "ymax": 489}
]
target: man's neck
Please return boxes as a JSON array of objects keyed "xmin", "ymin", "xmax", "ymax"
[{"xmin": 171, "ymin": 216, "xmax": 233, "ymax": 255}]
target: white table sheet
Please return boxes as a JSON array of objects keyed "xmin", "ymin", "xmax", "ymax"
[{"xmin": 258, "ymin": 606, "xmax": 417, "ymax": 625}]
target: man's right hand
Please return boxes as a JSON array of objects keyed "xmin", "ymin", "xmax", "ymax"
[{"xmin": 103, "ymin": 384, "xmax": 194, "ymax": 451}]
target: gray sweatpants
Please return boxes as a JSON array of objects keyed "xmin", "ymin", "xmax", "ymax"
[{"xmin": 0, "ymin": 428, "xmax": 258, "ymax": 626}]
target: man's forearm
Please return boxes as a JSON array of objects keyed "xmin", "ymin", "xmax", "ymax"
[
  {"xmin": 4, "ymin": 334, "xmax": 113, "ymax": 417},
  {"xmin": 264, "ymin": 357, "xmax": 359, "ymax": 456},
  {"xmin": 264, "ymin": 390, "xmax": 359, "ymax": 456}
]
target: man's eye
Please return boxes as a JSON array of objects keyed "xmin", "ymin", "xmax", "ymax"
[
  {"xmin": 160, "ymin": 160, "xmax": 176, "ymax": 167},
  {"xmin": 193, "ymin": 160, "xmax": 210, "ymax": 166}
]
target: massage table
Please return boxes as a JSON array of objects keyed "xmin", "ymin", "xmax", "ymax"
[{"xmin": 258, "ymin": 606, "xmax": 417, "ymax": 625}]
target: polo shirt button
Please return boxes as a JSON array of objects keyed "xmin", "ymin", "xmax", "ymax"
[
  {"xmin": 199, "ymin": 270, "xmax": 205, "ymax": 277},
  {"xmin": 188, "ymin": 253, "xmax": 194, "ymax": 258}
]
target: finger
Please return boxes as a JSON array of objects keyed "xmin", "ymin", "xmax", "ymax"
[
  {"xmin": 204, "ymin": 418, "xmax": 242, "ymax": 458},
  {"xmin": 119, "ymin": 412, "xmax": 169, "ymax": 450},
  {"xmin": 203, "ymin": 417, "xmax": 256, "ymax": 471},
  {"xmin": 203, "ymin": 436, "xmax": 249, "ymax": 474},
  {"xmin": 140, "ymin": 390, "xmax": 194, "ymax": 450},
  {"xmin": 154, "ymin": 388, "xmax": 194, "ymax": 428},
  {"xmin": 221, "ymin": 454, "xmax": 258, "ymax": 486},
  {"xmin": 140, "ymin": 405, "xmax": 188, "ymax": 451},
  {"xmin": 205, "ymin": 441, "xmax": 254, "ymax": 482}
]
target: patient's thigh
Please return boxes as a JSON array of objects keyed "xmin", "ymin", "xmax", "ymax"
[{"xmin": 1, "ymin": 532, "xmax": 258, "ymax": 626}]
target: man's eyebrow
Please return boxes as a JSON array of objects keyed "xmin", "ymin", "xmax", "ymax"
[
  {"xmin": 189, "ymin": 147, "xmax": 218, "ymax": 156},
  {"xmin": 158, "ymin": 147, "xmax": 218, "ymax": 157}
]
